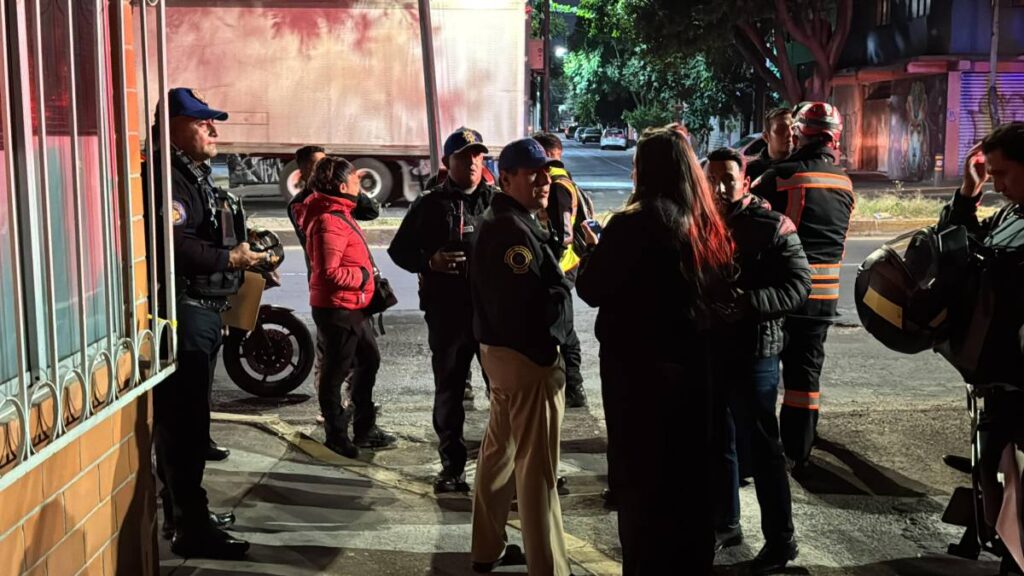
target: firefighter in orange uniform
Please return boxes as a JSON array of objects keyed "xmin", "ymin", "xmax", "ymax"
[{"xmin": 752, "ymin": 102, "xmax": 854, "ymax": 473}]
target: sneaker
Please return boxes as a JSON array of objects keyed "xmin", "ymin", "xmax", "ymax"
[
  {"xmin": 354, "ymin": 427, "xmax": 398, "ymax": 449},
  {"xmin": 565, "ymin": 384, "xmax": 588, "ymax": 408},
  {"xmin": 751, "ymin": 539, "xmax": 799, "ymax": 575},
  {"xmin": 434, "ymin": 472, "xmax": 470, "ymax": 494}
]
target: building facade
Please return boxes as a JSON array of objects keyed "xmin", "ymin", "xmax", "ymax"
[
  {"xmin": 833, "ymin": 0, "xmax": 1024, "ymax": 181},
  {"xmin": 0, "ymin": 1, "xmax": 175, "ymax": 574}
]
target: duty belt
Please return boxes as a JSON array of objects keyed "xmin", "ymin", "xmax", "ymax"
[
  {"xmin": 809, "ymin": 262, "xmax": 841, "ymax": 301},
  {"xmin": 180, "ymin": 294, "xmax": 230, "ymax": 312}
]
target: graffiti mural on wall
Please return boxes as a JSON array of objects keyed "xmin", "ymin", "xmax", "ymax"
[{"xmin": 888, "ymin": 76, "xmax": 947, "ymax": 181}]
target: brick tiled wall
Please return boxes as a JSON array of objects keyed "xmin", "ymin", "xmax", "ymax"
[{"xmin": 0, "ymin": 2, "xmax": 159, "ymax": 575}]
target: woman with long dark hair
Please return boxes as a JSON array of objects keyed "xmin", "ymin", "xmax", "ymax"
[
  {"xmin": 576, "ymin": 127, "xmax": 734, "ymax": 574},
  {"xmin": 303, "ymin": 157, "xmax": 396, "ymax": 458}
]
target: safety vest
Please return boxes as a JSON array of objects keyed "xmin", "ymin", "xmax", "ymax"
[{"xmin": 550, "ymin": 167, "xmax": 582, "ymax": 273}]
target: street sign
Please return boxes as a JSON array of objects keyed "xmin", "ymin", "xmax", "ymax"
[{"xmin": 528, "ymin": 39, "xmax": 544, "ymax": 71}]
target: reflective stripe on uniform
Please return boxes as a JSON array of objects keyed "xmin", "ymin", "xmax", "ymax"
[
  {"xmin": 809, "ymin": 283, "xmax": 840, "ymax": 300},
  {"xmin": 810, "ymin": 262, "xmax": 841, "ymax": 281},
  {"xmin": 782, "ymin": 390, "xmax": 820, "ymax": 410},
  {"xmin": 809, "ymin": 262, "xmax": 841, "ymax": 300},
  {"xmin": 776, "ymin": 172, "xmax": 854, "ymax": 192}
]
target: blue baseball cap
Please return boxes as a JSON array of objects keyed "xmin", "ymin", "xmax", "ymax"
[
  {"xmin": 164, "ymin": 87, "xmax": 228, "ymax": 121},
  {"xmin": 498, "ymin": 138, "xmax": 563, "ymax": 173},
  {"xmin": 443, "ymin": 127, "xmax": 488, "ymax": 158}
]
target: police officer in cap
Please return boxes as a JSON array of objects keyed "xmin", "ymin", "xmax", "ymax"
[
  {"xmin": 388, "ymin": 127, "xmax": 497, "ymax": 493},
  {"xmin": 149, "ymin": 88, "xmax": 263, "ymax": 559}
]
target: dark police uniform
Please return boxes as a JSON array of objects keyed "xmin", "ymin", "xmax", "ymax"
[
  {"xmin": 151, "ymin": 143, "xmax": 245, "ymax": 536},
  {"xmin": 753, "ymin": 144, "xmax": 854, "ymax": 466},
  {"xmin": 387, "ymin": 140, "xmax": 496, "ymax": 484},
  {"xmin": 146, "ymin": 89, "xmax": 249, "ymax": 557}
]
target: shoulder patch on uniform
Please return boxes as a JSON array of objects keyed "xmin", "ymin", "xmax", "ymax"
[
  {"xmin": 504, "ymin": 245, "xmax": 533, "ymax": 274},
  {"xmin": 171, "ymin": 200, "xmax": 187, "ymax": 226}
]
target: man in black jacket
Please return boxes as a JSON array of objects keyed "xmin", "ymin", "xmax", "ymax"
[
  {"xmin": 752, "ymin": 102, "xmax": 854, "ymax": 471},
  {"xmin": 470, "ymin": 138, "xmax": 574, "ymax": 576},
  {"xmin": 936, "ymin": 124, "xmax": 1024, "ymax": 545},
  {"xmin": 388, "ymin": 127, "xmax": 497, "ymax": 493},
  {"xmin": 532, "ymin": 131, "xmax": 591, "ymax": 408},
  {"xmin": 707, "ymin": 148, "xmax": 810, "ymax": 574},
  {"xmin": 747, "ymin": 108, "xmax": 794, "ymax": 185}
]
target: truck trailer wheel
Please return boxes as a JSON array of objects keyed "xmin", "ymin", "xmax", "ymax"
[
  {"xmin": 277, "ymin": 159, "xmax": 302, "ymax": 202},
  {"xmin": 352, "ymin": 158, "xmax": 394, "ymax": 203}
]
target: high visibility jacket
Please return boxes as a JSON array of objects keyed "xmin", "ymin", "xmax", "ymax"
[
  {"xmin": 544, "ymin": 167, "xmax": 592, "ymax": 283},
  {"xmin": 752, "ymin": 145, "xmax": 854, "ymax": 319}
]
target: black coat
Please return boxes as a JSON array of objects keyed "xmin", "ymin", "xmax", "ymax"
[
  {"xmin": 470, "ymin": 193, "xmax": 572, "ymax": 366},
  {"xmin": 722, "ymin": 194, "xmax": 811, "ymax": 357},
  {"xmin": 388, "ymin": 179, "xmax": 496, "ymax": 312},
  {"xmin": 937, "ymin": 191, "xmax": 1024, "ymax": 386},
  {"xmin": 576, "ymin": 201, "xmax": 708, "ymax": 363}
]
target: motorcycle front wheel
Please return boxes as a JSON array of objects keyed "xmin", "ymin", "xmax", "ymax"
[{"xmin": 223, "ymin": 307, "xmax": 314, "ymax": 397}]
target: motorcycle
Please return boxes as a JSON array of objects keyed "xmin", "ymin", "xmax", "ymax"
[
  {"xmin": 221, "ymin": 229, "xmax": 315, "ymax": 398},
  {"xmin": 942, "ymin": 383, "xmax": 1024, "ymax": 575}
]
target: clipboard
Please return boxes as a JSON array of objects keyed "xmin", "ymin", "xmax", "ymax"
[{"xmin": 221, "ymin": 271, "xmax": 265, "ymax": 331}]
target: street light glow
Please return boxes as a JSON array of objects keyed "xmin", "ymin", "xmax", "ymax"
[{"xmin": 555, "ymin": 46, "xmax": 568, "ymax": 59}]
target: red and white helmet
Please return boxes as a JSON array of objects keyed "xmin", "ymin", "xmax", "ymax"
[{"xmin": 793, "ymin": 101, "xmax": 843, "ymax": 143}]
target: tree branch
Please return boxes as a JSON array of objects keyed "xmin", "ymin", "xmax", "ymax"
[
  {"xmin": 828, "ymin": 0, "xmax": 853, "ymax": 67},
  {"xmin": 772, "ymin": 20, "xmax": 804, "ymax": 104},
  {"xmin": 732, "ymin": 27, "xmax": 786, "ymax": 100},
  {"xmin": 773, "ymin": 0, "xmax": 830, "ymax": 77},
  {"xmin": 738, "ymin": 18, "xmax": 776, "ymax": 65}
]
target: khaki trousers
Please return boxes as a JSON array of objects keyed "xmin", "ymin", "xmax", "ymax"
[{"xmin": 472, "ymin": 345, "xmax": 570, "ymax": 576}]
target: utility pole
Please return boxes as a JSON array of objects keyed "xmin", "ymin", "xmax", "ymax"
[
  {"xmin": 542, "ymin": 0, "xmax": 551, "ymax": 131},
  {"xmin": 418, "ymin": 0, "xmax": 442, "ymax": 175},
  {"xmin": 987, "ymin": 0, "xmax": 1001, "ymax": 128}
]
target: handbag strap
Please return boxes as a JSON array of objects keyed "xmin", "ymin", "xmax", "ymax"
[{"xmin": 330, "ymin": 211, "xmax": 379, "ymax": 273}]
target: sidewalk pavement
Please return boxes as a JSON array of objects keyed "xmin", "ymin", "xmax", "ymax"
[{"xmin": 158, "ymin": 416, "xmax": 602, "ymax": 576}]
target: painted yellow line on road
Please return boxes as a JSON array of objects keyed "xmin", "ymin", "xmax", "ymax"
[{"xmin": 211, "ymin": 411, "xmax": 621, "ymax": 575}]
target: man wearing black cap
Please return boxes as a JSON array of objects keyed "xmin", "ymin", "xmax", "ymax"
[
  {"xmin": 148, "ymin": 87, "xmax": 259, "ymax": 559},
  {"xmin": 469, "ymin": 138, "xmax": 576, "ymax": 576},
  {"xmin": 388, "ymin": 127, "xmax": 497, "ymax": 493}
]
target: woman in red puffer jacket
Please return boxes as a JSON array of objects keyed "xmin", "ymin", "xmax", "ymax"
[{"xmin": 304, "ymin": 157, "xmax": 396, "ymax": 457}]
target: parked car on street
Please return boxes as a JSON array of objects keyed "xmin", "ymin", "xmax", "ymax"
[
  {"xmin": 574, "ymin": 127, "xmax": 589, "ymax": 142},
  {"xmin": 580, "ymin": 127, "xmax": 602, "ymax": 144},
  {"xmin": 564, "ymin": 124, "xmax": 579, "ymax": 139},
  {"xmin": 600, "ymin": 128, "xmax": 628, "ymax": 150},
  {"xmin": 698, "ymin": 132, "xmax": 767, "ymax": 167}
]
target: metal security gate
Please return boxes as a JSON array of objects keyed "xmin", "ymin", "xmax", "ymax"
[{"xmin": 957, "ymin": 72, "xmax": 1024, "ymax": 172}]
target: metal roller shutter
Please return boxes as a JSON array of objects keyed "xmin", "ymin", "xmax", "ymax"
[{"xmin": 957, "ymin": 73, "xmax": 1024, "ymax": 173}]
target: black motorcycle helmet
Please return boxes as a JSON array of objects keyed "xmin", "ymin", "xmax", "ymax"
[
  {"xmin": 247, "ymin": 227, "xmax": 285, "ymax": 274},
  {"xmin": 855, "ymin": 227, "xmax": 953, "ymax": 354}
]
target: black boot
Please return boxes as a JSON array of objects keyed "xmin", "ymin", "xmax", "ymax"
[
  {"xmin": 354, "ymin": 426, "xmax": 398, "ymax": 449},
  {"xmin": 162, "ymin": 511, "xmax": 237, "ymax": 540},
  {"xmin": 171, "ymin": 525, "xmax": 249, "ymax": 560},
  {"xmin": 751, "ymin": 539, "xmax": 799, "ymax": 575},
  {"xmin": 205, "ymin": 440, "xmax": 230, "ymax": 461},
  {"xmin": 325, "ymin": 415, "xmax": 359, "ymax": 459},
  {"xmin": 565, "ymin": 382, "xmax": 588, "ymax": 408}
]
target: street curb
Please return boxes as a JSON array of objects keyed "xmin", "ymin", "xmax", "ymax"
[
  {"xmin": 847, "ymin": 218, "xmax": 936, "ymax": 237},
  {"xmin": 210, "ymin": 412, "xmax": 620, "ymax": 576}
]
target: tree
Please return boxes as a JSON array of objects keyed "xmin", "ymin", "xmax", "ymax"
[{"xmin": 629, "ymin": 0, "xmax": 853, "ymax": 105}]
